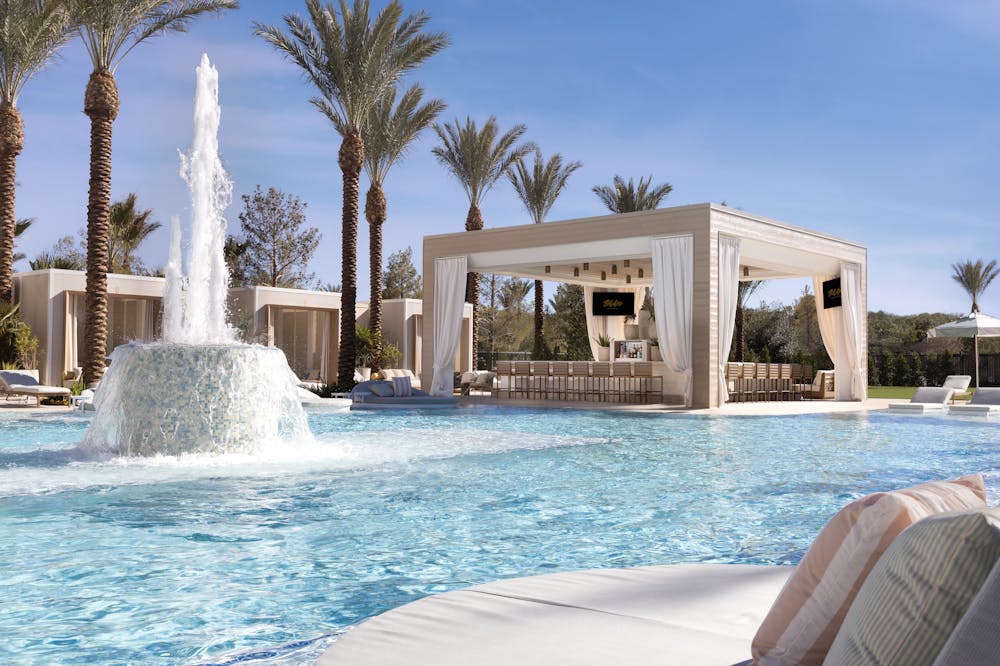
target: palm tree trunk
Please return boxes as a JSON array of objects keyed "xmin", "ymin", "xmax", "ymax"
[
  {"xmin": 465, "ymin": 205, "xmax": 483, "ymax": 369},
  {"xmin": 533, "ymin": 279, "xmax": 544, "ymax": 357},
  {"xmin": 83, "ymin": 69, "xmax": 119, "ymax": 387},
  {"xmin": 336, "ymin": 130, "xmax": 363, "ymax": 389},
  {"xmin": 0, "ymin": 103, "xmax": 24, "ymax": 304},
  {"xmin": 366, "ymin": 183, "xmax": 386, "ymax": 372}
]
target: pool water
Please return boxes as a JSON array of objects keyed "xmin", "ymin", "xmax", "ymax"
[{"xmin": 1, "ymin": 407, "xmax": 998, "ymax": 664}]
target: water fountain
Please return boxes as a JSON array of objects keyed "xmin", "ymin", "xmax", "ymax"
[{"xmin": 82, "ymin": 54, "xmax": 313, "ymax": 456}]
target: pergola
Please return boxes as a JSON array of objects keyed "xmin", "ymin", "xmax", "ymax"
[{"xmin": 421, "ymin": 203, "xmax": 868, "ymax": 408}]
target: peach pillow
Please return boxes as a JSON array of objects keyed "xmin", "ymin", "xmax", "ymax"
[{"xmin": 751, "ymin": 474, "xmax": 986, "ymax": 665}]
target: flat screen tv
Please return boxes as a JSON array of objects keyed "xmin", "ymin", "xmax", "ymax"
[{"xmin": 592, "ymin": 291, "xmax": 635, "ymax": 317}]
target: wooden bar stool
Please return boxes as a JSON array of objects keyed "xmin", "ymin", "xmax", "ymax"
[
  {"xmin": 633, "ymin": 362, "xmax": 660, "ymax": 403},
  {"xmin": 550, "ymin": 361, "xmax": 569, "ymax": 400},
  {"xmin": 591, "ymin": 362, "xmax": 612, "ymax": 402},
  {"xmin": 612, "ymin": 361, "xmax": 633, "ymax": 402},
  {"xmin": 570, "ymin": 361, "xmax": 590, "ymax": 400},
  {"xmin": 494, "ymin": 361, "xmax": 512, "ymax": 398},
  {"xmin": 513, "ymin": 361, "xmax": 532, "ymax": 399}
]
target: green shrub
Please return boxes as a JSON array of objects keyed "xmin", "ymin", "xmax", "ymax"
[{"xmin": 0, "ymin": 303, "xmax": 39, "ymax": 369}]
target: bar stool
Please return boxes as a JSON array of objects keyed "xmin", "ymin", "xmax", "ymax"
[
  {"xmin": 534, "ymin": 361, "xmax": 550, "ymax": 399},
  {"xmin": 612, "ymin": 361, "xmax": 633, "ymax": 402},
  {"xmin": 494, "ymin": 361, "xmax": 512, "ymax": 398},
  {"xmin": 550, "ymin": 361, "xmax": 569, "ymax": 400},
  {"xmin": 633, "ymin": 362, "xmax": 660, "ymax": 403},
  {"xmin": 766, "ymin": 363, "xmax": 782, "ymax": 401},
  {"xmin": 780, "ymin": 364, "xmax": 793, "ymax": 401},
  {"xmin": 753, "ymin": 363, "xmax": 769, "ymax": 401},
  {"xmin": 513, "ymin": 361, "xmax": 532, "ymax": 399},
  {"xmin": 725, "ymin": 363, "xmax": 742, "ymax": 403},
  {"xmin": 591, "ymin": 362, "xmax": 612, "ymax": 402},
  {"xmin": 570, "ymin": 361, "xmax": 591, "ymax": 400}
]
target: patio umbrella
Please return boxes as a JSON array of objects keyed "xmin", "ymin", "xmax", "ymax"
[{"xmin": 927, "ymin": 311, "xmax": 1000, "ymax": 388}]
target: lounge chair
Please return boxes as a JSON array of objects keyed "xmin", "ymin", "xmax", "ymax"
[
  {"xmin": 803, "ymin": 369, "xmax": 834, "ymax": 399},
  {"xmin": 0, "ymin": 370, "xmax": 72, "ymax": 406},
  {"xmin": 350, "ymin": 380, "xmax": 458, "ymax": 410},
  {"xmin": 942, "ymin": 374, "xmax": 973, "ymax": 401},
  {"xmin": 888, "ymin": 386, "xmax": 954, "ymax": 413},
  {"xmin": 949, "ymin": 387, "xmax": 1000, "ymax": 416},
  {"xmin": 459, "ymin": 371, "xmax": 495, "ymax": 395}
]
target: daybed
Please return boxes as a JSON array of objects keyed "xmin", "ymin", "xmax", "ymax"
[
  {"xmin": 320, "ymin": 475, "xmax": 998, "ymax": 666},
  {"xmin": 0, "ymin": 370, "xmax": 71, "ymax": 406},
  {"xmin": 459, "ymin": 370, "xmax": 495, "ymax": 395},
  {"xmin": 950, "ymin": 387, "xmax": 1000, "ymax": 416},
  {"xmin": 350, "ymin": 380, "xmax": 458, "ymax": 410},
  {"xmin": 378, "ymin": 368, "xmax": 422, "ymax": 390},
  {"xmin": 888, "ymin": 386, "xmax": 954, "ymax": 413}
]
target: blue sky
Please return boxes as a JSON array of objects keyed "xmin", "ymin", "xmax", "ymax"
[{"xmin": 11, "ymin": 0, "xmax": 1000, "ymax": 315}]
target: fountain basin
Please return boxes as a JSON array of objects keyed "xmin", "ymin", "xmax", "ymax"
[{"xmin": 83, "ymin": 343, "xmax": 312, "ymax": 456}]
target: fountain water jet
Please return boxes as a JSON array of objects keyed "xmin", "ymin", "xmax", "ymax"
[{"xmin": 83, "ymin": 54, "xmax": 313, "ymax": 456}]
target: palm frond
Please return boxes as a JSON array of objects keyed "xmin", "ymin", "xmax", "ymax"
[
  {"xmin": 363, "ymin": 83, "xmax": 444, "ymax": 184},
  {"xmin": 74, "ymin": 0, "xmax": 237, "ymax": 71},
  {"xmin": 0, "ymin": 0, "xmax": 73, "ymax": 103},
  {"xmin": 255, "ymin": 0, "xmax": 448, "ymax": 138},
  {"xmin": 507, "ymin": 148, "xmax": 582, "ymax": 225},
  {"xmin": 951, "ymin": 259, "xmax": 1000, "ymax": 312},
  {"xmin": 431, "ymin": 116, "xmax": 534, "ymax": 206},
  {"xmin": 592, "ymin": 174, "xmax": 672, "ymax": 214}
]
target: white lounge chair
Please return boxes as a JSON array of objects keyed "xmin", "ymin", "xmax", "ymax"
[
  {"xmin": 0, "ymin": 370, "xmax": 72, "ymax": 406},
  {"xmin": 888, "ymin": 386, "xmax": 954, "ymax": 413},
  {"xmin": 942, "ymin": 375, "xmax": 973, "ymax": 401},
  {"xmin": 949, "ymin": 387, "xmax": 1000, "ymax": 416}
]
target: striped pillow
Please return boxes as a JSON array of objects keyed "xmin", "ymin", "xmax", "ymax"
[
  {"xmin": 391, "ymin": 375, "xmax": 412, "ymax": 397},
  {"xmin": 751, "ymin": 474, "xmax": 986, "ymax": 665},
  {"xmin": 825, "ymin": 507, "xmax": 1000, "ymax": 665}
]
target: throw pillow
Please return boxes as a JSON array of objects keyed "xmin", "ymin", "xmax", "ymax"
[
  {"xmin": 825, "ymin": 507, "xmax": 1000, "ymax": 665},
  {"xmin": 751, "ymin": 474, "xmax": 986, "ymax": 665},
  {"xmin": 392, "ymin": 375, "xmax": 412, "ymax": 397}
]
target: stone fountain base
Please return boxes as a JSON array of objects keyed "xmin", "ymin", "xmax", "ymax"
[{"xmin": 83, "ymin": 343, "xmax": 313, "ymax": 456}]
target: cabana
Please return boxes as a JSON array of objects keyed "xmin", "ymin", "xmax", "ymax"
[{"xmin": 421, "ymin": 203, "xmax": 867, "ymax": 408}]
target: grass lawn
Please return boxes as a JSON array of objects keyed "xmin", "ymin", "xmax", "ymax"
[{"xmin": 868, "ymin": 386, "xmax": 975, "ymax": 400}]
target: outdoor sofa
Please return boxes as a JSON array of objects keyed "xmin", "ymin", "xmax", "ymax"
[
  {"xmin": 320, "ymin": 474, "xmax": 999, "ymax": 665},
  {"xmin": 0, "ymin": 370, "xmax": 71, "ymax": 406},
  {"xmin": 350, "ymin": 379, "xmax": 457, "ymax": 410}
]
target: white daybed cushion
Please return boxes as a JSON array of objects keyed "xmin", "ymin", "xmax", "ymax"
[
  {"xmin": 319, "ymin": 564, "xmax": 793, "ymax": 666},
  {"xmin": 889, "ymin": 387, "xmax": 954, "ymax": 412}
]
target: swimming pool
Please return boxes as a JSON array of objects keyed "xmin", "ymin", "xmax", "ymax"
[{"xmin": 1, "ymin": 407, "xmax": 997, "ymax": 664}]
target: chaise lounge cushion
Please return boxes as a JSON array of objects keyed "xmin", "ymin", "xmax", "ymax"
[
  {"xmin": 751, "ymin": 474, "xmax": 986, "ymax": 665},
  {"xmin": 825, "ymin": 507, "xmax": 1000, "ymax": 666},
  {"xmin": 0, "ymin": 370, "xmax": 71, "ymax": 397}
]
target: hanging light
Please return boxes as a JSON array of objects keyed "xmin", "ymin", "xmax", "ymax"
[
  {"xmin": 611, "ymin": 264, "xmax": 618, "ymax": 275},
  {"xmin": 623, "ymin": 259, "xmax": 631, "ymax": 268},
  {"xmin": 626, "ymin": 275, "xmax": 632, "ymax": 284},
  {"xmin": 743, "ymin": 266, "xmax": 749, "ymax": 277},
  {"xmin": 638, "ymin": 268, "xmax": 644, "ymax": 278},
  {"xmin": 545, "ymin": 265, "xmax": 551, "ymax": 274},
  {"xmin": 600, "ymin": 271, "xmax": 606, "ymax": 280},
  {"xmin": 583, "ymin": 262, "xmax": 590, "ymax": 271},
  {"xmin": 573, "ymin": 267, "xmax": 579, "ymax": 277}
]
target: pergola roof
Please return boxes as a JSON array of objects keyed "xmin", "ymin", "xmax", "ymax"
[{"xmin": 424, "ymin": 203, "xmax": 864, "ymax": 288}]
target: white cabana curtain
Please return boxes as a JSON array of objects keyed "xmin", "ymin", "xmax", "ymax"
[
  {"xmin": 65, "ymin": 293, "xmax": 84, "ymax": 373},
  {"xmin": 840, "ymin": 263, "xmax": 865, "ymax": 400},
  {"xmin": 430, "ymin": 256, "xmax": 468, "ymax": 396},
  {"xmin": 652, "ymin": 235, "xmax": 694, "ymax": 406},
  {"xmin": 718, "ymin": 238, "xmax": 740, "ymax": 404},
  {"xmin": 812, "ymin": 274, "xmax": 837, "ymax": 363},
  {"xmin": 584, "ymin": 285, "xmax": 647, "ymax": 360}
]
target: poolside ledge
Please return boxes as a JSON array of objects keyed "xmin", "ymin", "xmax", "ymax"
[{"xmin": 319, "ymin": 563, "xmax": 793, "ymax": 665}]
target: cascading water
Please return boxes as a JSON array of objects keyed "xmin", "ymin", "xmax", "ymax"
[{"xmin": 83, "ymin": 54, "xmax": 313, "ymax": 456}]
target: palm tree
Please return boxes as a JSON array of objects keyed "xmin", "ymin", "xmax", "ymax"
[
  {"xmin": 951, "ymin": 259, "xmax": 999, "ymax": 314},
  {"xmin": 108, "ymin": 193, "xmax": 160, "ymax": 274},
  {"xmin": 13, "ymin": 217, "xmax": 33, "ymax": 264},
  {"xmin": 75, "ymin": 0, "xmax": 237, "ymax": 387},
  {"xmin": 592, "ymin": 175, "xmax": 672, "ymax": 214},
  {"xmin": 363, "ymin": 84, "xmax": 444, "ymax": 370},
  {"xmin": 507, "ymin": 148, "xmax": 581, "ymax": 357},
  {"xmin": 256, "ymin": 0, "xmax": 447, "ymax": 389},
  {"xmin": 0, "ymin": 0, "xmax": 72, "ymax": 303},
  {"xmin": 432, "ymin": 116, "xmax": 533, "ymax": 367},
  {"xmin": 735, "ymin": 280, "xmax": 764, "ymax": 362}
]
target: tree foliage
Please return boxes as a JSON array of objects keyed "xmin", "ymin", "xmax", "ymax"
[
  {"xmin": 381, "ymin": 246, "xmax": 421, "ymax": 299},
  {"xmin": 546, "ymin": 283, "xmax": 590, "ymax": 360},
  {"xmin": 592, "ymin": 175, "xmax": 672, "ymax": 213},
  {"xmin": 233, "ymin": 185, "xmax": 321, "ymax": 288},
  {"xmin": 108, "ymin": 193, "xmax": 160, "ymax": 274},
  {"xmin": 951, "ymin": 258, "xmax": 999, "ymax": 313}
]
